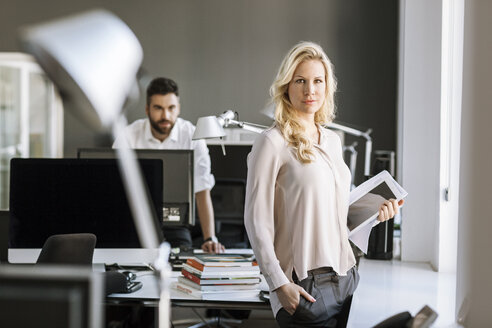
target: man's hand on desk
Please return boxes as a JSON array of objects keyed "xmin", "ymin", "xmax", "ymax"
[{"xmin": 201, "ymin": 236, "xmax": 225, "ymax": 253}]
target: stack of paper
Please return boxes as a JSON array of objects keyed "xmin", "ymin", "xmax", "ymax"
[{"xmin": 175, "ymin": 254, "xmax": 261, "ymax": 300}]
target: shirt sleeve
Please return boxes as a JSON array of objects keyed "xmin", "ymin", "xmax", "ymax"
[
  {"xmin": 192, "ymin": 139, "xmax": 215, "ymax": 192},
  {"xmin": 244, "ymin": 133, "xmax": 290, "ymax": 291}
]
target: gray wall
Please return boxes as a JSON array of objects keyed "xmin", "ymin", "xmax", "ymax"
[{"xmin": 0, "ymin": 0, "xmax": 398, "ymax": 184}]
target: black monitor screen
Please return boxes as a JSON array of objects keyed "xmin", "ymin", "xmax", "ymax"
[
  {"xmin": 78, "ymin": 148, "xmax": 194, "ymax": 227},
  {"xmin": 9, "ymin": 158, "xmax": 163, "ymax": 248}
]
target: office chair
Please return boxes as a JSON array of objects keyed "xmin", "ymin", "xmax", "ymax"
[
  {"xmin": 36, "ymin": 233, "xmax": 134, "ymax": 296},
  {"xmin": 37, "ymin": 233, "xmax": 97, "ymax": 265},
  {"xmin": 211, "ymin": 178, "xmax": 249, "ymax": 248},
  {"xmin": 188, "ymin": 179, "xmax": 252, "ymax": 327},
  {"xmin": 373, "ymin": 305, "xmax": 438, "ymax": 328}
]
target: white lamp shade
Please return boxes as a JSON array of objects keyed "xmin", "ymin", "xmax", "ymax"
[
  {"xmin": 193, "ymin": 116, "xmax": 226, "ymax": 140},
  {"xmin": 19, "ymin": 9, "xmax": 143, "ymax": 131}
]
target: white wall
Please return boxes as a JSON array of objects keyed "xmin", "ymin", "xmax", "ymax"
[
  {"xmin": 399, "ymin": 0, "xmax": 463, "ymax": 272},
  {"xmin": 437, "ymin": 0, "xmax": 463, "ymax": 274},
  {"xmin": 456, "ymin": 0, "xmax": 492, "ymax": 324},
  {"xmin": 399, "ymin": 0, "xmax": 442, "ymax": 266}
]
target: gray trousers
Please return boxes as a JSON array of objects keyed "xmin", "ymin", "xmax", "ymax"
[{"xmin": 276, "ymin": 266, "xmax": 359, "ymax": 328}]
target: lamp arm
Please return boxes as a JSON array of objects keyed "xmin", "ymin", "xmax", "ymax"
[
  {"xmin": 364, "ymin": 138, "xmax": 372, "ymax": 177},
  {"xmin": 343, "ymin": 142, "xmax": 358, "ymax": 186},
  {"xmin": 233, "ymin": 120, "xmax": 268, "ymax": 134},
  {"xmin": 112, "ymin": 114, "xmax": 160, "ymax": 249},
  {"xmin": 325, "ymin": 122, "xmax": 373, "ymax": 177},
  {"xmin": 218, "ymin": 110, "xmax": 268, "ymax": 134},
  {"xmin": 327, "ymin": 122, "xmax": 372, "ymax": 138}
]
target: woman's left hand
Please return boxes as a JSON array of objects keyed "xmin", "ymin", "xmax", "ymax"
[{"xmin": 378, "ymin": 199, "xmax": 405, "ymax": 222}]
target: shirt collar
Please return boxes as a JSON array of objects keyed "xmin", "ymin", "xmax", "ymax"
[
  {"xmin": 144, "ymin": 118, "xmax": 180, "ymax": 143},
  {"xmin": 316, "ymin": 123, "xmax": 327, "ymax": 146},
  {"xmin": 168, "ymin": 118, "xmax": 180, "ymax": 142}
]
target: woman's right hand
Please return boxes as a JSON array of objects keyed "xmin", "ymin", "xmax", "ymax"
[{"xmin": 276, "ymin": 282, "xmax": 316, "ymax": 315}]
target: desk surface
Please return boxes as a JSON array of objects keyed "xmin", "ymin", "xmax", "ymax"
[{"xmin": 107, "ymin": 271, "xmax": 271, "ymax": 311}]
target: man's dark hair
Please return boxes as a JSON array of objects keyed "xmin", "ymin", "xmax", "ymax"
[{"xmin": 146, "ymin": 77, "xmax": 179, "ymax": 105}]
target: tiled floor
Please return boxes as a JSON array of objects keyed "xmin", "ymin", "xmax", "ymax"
[
  {"xmin": 172, "ymin": 258, "xmax": 459, "ymax": 327},
  {"xmin": 348, "ymin": 258, "xmax": 458, "ymax": 327}
]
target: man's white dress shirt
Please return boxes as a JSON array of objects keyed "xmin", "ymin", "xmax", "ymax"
[{"xmin": 113, "ymin": 118, "xmax": 214, "ymax": 192}]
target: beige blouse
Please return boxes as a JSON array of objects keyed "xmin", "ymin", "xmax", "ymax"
[{"xmin": 244, "ymin": 125, "xmax": 356, "ymax": 316}]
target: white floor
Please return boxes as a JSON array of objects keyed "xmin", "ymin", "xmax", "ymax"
[
  {"xmin": 172, "ymin": 258, "xmax": 460, "ymax": 327},
  {"xmin": 348, "ymin": 258, "xmax": 459, "ymax": 327}
]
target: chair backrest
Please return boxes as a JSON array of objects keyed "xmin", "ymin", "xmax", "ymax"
[
  {"xmin": 372, "ymin": 305, "xmax": 437, "ymax": 328},
  {"xmin": 0, "ymin": 210, "xmax": 8, "ymax": 262},
  {"xmin": 373, "ymin": 311, "xmax": 412, "ymax": 328},
  {"xmin": 211, "ymin": 178, "xmax": 249, "ymax": 248},
  {"xmin": 211, "ymin": 178, "xmax": 246, "ymax": 224},
  {"xmin": 37, "ymin": 233, "xmax": 96, "ymax": 265}
]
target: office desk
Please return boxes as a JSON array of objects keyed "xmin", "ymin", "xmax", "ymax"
[{"xmin": 107, "ymin": 271, "xmax": 271, "ymax": 311}]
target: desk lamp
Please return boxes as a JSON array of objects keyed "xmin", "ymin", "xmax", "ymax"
[
  {"xmin": 194, "ymin": 110, "xmax": 268, "ymax": 138},
  {"xmin": 193, "ymin": 109, "xmax": 373, "ymax": 177},
  {"xmin": 19, "ymin": 9, "xmax": 171, "ymax": 328},
  {"xmin": 193, "ymin": 110, "xmax": 268, "ymax": 155}
]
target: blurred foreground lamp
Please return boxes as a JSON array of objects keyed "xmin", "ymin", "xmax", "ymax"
[{"xmin": 19, "ymin": 9, "xmax": 171, "ymax": 328}]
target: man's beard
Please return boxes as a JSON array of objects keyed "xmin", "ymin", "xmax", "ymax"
[{"xmin": 149, "ymin": 118, "xmax": 174, "ymax": 136}]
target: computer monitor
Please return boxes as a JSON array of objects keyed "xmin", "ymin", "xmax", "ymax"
[
  {"xmin": 78, "ymin": 148, "xmax": 195, "ymax": 227},
  {"xmin": 8, "ymin": 158, "xmax": 164, "ymax": 264},
  {"xmin": 0, "ymin": 265, "xmax": 103, "ymax": 328}
]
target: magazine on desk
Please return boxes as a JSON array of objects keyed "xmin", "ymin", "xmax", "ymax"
[
  {"xmin": 192, "ymin": 253, "xmax": 256, "ymax": 267},
  {"xmin": 175, "ymin": 282, "xmax": 261, "ymax": 300},
  {"xmin": 347, "ymin": 170, "xmax": 408, "ymax": 254}
]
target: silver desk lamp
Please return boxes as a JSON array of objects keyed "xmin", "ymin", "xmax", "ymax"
[
  {"xmin": 193, "ymin": 110, "xmax": 268, "ymax": 155},
  {"xmin": 193, "ymin": 110, "xmax": 372, "ymax": 177},
  {"xmin": 19, "ymin": 9, "xmax": 171, "ymax": 328},
  {"xmin": 194, "ymin": 110, "xmax": 268, "ymax": 139}
]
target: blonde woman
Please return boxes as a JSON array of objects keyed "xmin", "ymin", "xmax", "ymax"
[{"xmin": 244, "ymin": 41, "xmax": 402, "ymax": 327}]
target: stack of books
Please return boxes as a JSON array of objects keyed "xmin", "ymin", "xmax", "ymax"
[{"xmin": 175, "ymin": 254, "xmax": 261, "ymax": 300}]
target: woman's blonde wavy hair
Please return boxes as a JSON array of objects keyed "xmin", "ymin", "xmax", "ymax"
[{"xmin": 270, "ymin": 41, "xmax": 337, "ymax": 164}]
